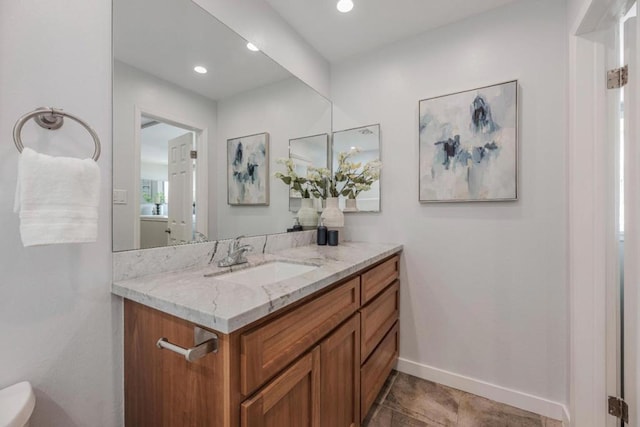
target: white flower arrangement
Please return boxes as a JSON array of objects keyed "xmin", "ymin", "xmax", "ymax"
[
  {"xmin": 274, "ymin": 158, "xmax": 311, "ymax": 198},
  {"xmin": 335, "ymin": 148, "xmax": 382, "ymax": 199},
  {"xmin": 276, "ymin": 149, "xmax": 381, "ymax": 200}
]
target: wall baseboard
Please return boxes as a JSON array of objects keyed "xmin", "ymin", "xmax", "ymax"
[
  {"xmin": 562, "ymin": 406, "xmax": 571, "ymax": 426},
  {"xmin": 396, "ymin": 358, "xmax": 570, "ymax": 423}
]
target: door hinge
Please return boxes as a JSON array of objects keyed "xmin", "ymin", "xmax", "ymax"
[
  {"xmin": 190, "ymin": 150, "xmax": 197, "ymax": 159},
  {"xmin": 608, "ymin": 396, "xmax": 629, "ymax": 423},
  {"xmin": 608, "ymin": 65, "xmax": 629, "ymax": 89}
]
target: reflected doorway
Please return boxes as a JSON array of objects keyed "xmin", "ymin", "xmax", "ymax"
[{"xmin": 135, "ymin": 112, "xmax": 208, "ymax": 249}]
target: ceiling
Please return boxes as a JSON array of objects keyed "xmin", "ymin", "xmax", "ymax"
[
  {"xmin": 114, "ymin": 0, "xmax": 291, "ymax": 101},
  {"xmin": 114, "ymin": 0, "xmax": 522, "ymax": 99},
  {"xmin": 264, "ymin": 0, "xmax": 520, "ymax": 62}
]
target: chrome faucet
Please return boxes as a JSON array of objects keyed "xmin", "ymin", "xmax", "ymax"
[{"xmin": 217, "ymin": 236, "xmax": 253, "ymax": 267}]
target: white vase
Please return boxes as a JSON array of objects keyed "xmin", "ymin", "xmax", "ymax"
[
  {"xmin": 321, "ymin": 197, "xmax": 344, "ymax": 228},
  {"xmin": 343, "ymin": 198, "xmax": 358, "ymax": 212},
  {"xmin": 297, "ymin": 198, "xmax": 319, "ymax": 230}
]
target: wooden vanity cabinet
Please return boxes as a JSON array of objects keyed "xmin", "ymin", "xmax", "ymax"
[
  {"xmin": 361, "ymin": 255, "xmax": 399, "ymax": 304},
  {"xmin": 241, "ymin": 347, "xmax": 321, "ymax": 427},
  {"xmin": 124, "ymin": 301, "xmax": 241, "ymax": 427},
  {"xmin": 240, "ymin": 277, "xmax": 360, "ymax": 396},
  {"xmin": 360, "ymin": 322, "xmax": 399, "ymax": 420},
  {"xmin": 241, "ymin": 314, "xmax": 360, "ymax": 427},
  {"xmin": 319, "ymin": 314, "xmax": 360, "ymax": 427},
  {"xmin": 360, "ymin": 280, "xmax": 399, "ymax": 363},
  {"xmin": 358, "ymin": 255, "xmax": 400, "ymax": 421},
  {"xmin": 123, "ymin": 253, "xmax": 400, "ymax": 427}
]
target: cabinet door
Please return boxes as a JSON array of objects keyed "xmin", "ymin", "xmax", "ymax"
[
  {"xmin": 124, "ymin": 300, "xmax": 236, "ymax": 427},
  {"xmin": 242, "ymin": 347, "xmax": 320, "ymax": 427},
  {"xmin": 241, "ymin": 277, "xmax": 359, "ymax": 396},
  {"xmin": 320, "ymin": 314, "xmax": 361, "ymax": 427}
]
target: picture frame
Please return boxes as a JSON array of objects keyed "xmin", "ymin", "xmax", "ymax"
[
  {"xmin": 332, "ymin": 124, "xmax": 381, "ymax": 212},
  {"xmin": 288, "ymin": 133, "xmax": 329, "ymax": 212},
  {"xmin": 418, "ymin": 80, "xmax": 518, "ymax": 202},
  {"xmin": 227, "ymin": 132, "xmax": 270, "ymax": 205}
]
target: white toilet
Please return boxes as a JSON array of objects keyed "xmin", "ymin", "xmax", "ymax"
[{"xmin": 0, "ymin": 382, "xmax": 35, "ymax": 427}]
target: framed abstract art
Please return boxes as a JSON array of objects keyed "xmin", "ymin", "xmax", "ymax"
[
  {"xmin": 419, "ymin": 80, "xmax": 518, "ymax": 202},
  {"xmin": 227, "ymin": 132, "xmax": 269, "ymax": 205}
]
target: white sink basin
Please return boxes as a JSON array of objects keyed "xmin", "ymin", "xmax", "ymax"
[{"xmin": 215, "ymin": 261, "xmax": 318, "ymax": 286}]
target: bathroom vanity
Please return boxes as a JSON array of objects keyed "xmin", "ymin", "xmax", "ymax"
[{"xmin": 113, "ymin": 242, "xmax": 401, "ymax": 427}]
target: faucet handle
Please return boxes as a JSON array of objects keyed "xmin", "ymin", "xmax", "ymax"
[
  {"xmin": 228, "ymin": 235, "xmax": 246, "ymax": 253},
  {"xmin": 233, "ymin": 235, "xmax": 246, "ymax": 249}
]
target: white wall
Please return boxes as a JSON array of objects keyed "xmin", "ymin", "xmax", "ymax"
[
  {"xmin": 0, "ymin": 0, "xmax": 121, "ymax": 426},
  {"xmin": 569, "ymin": 0, "xmax": 590, "ymax": 30},
  {"xmin": 113, "ymin": 61, "xmax": 217, "ymax": 251},
  {"xmin": 141, "ymin": 163, "xmax": 168, "ymax": 182},
  {"xmin": 216, "ymin": 77, "xmax": 332, "ymax": 239},
  {"xmin": 193, "ymin": 0, "xmax": 331, "ymax": 98},
  {"xmin": 331, "ymin": 0, "xmax": 568, "ymax": 413}
]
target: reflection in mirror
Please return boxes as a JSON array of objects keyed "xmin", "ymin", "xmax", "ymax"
[
  {"xmin": 139, "ymin": 118, "xmax": 197, "ymax": 248},
  {"xmin": 332, "ymin": 124, "xmax": 381, "ymax": 212},
  {"xmin": 288, "ymin": 134, "xmax": 329, "ymax": 213},
  {"xmin": 112, "ymin": 0, "xmax": 332, "ymax": 251}
]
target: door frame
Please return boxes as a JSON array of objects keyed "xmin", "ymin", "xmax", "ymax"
[
  {"xmin": 569, "ymin": 1, "xmax": 636, "ymax": 426},
  {"xmin": 623, "ymin": 10, "xmax": 639, "ymax": 425},
  {"xmin": 133, "ymin": 105, "xmax": 209, "ymax": 249}
]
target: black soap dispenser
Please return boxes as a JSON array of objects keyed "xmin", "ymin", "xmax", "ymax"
[
  {"xmin": 317, "ymin": 218, "xmax": 327, "ymax": 245},
  {"xmin": 288, "ymin": 218, "xmax": 303, "ymax": 232}
]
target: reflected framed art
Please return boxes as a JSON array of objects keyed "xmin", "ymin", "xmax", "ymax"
[{"xmin": 228, "ymin": 132, "xmax": 269, "ymax": 205}]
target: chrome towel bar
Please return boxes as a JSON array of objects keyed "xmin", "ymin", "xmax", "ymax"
[
  {"xmin": 156, "ymin": 327, "xmax": 218, "ymax": 362},
  {"xmin": 13, "ymin": 107, "xmax": 101, "ymax": 161}
]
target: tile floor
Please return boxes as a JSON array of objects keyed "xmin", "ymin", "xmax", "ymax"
[{"xmin": 362, "ymin": 371, "xmax": 563, "ymax": 427}]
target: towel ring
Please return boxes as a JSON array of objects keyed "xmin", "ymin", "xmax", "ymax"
[{"xmin": 13, "ymin": 107, "xmax": 101, "ymax": 161}]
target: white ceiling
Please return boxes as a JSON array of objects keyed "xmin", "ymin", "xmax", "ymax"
[
  {"xmin": 114, "ymin": 0, "xmax": 291, "ymax": 100},
  {"xmin": 114, "ymin": 0, "xmax": 521, "ymax": 99},
  {"xmin": 265, "ymin": 0, "xmax": 520, "ymax": 62}
]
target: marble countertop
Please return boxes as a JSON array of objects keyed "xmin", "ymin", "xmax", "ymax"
[{"xmin": 112, "ymin": 241, "xmax": 402, "ymax": 334}]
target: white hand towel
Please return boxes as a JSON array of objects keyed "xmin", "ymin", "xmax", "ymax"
[{"xmin": 14, "ymin": 148, "xmax": 101, "ymax": 246}]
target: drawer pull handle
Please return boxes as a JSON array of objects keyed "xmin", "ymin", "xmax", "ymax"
[{"xmin": 156, "ymin": 327, "xmax": 218, "ymax": 362}]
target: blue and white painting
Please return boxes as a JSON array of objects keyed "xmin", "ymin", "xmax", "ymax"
[
  {"xmin": 419, "ymin": 81, "xmax": 517, "ymax": 202},
  {"xmin": 228, "ymin": 132, "xmax": 269, "ymax": 205}
]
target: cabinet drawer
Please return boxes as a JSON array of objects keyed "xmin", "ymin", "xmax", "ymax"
[
  {"xmin": 241, "ymin": 277, "xmax": 360, "ymax": 396},
  {"xmin": 360, "ymin": 321, "xmax": 399, "ymax": 421},
  {"xmin": 361, "ymin": 256, "xmax": 399, "ymax": 305},
  {"xmin": 360, "ymin": 280, "xmax": 399, "ymax": 364}
]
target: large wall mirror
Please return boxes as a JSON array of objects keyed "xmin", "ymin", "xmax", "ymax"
[{"xmin": 112, "ymin": 0, "xmax": 332, "ymax": 251}]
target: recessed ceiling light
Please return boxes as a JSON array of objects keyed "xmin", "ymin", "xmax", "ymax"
[
  {"xmin": 336, "ymin": 0, "xmax": 353, "ymax": 13},
  {"xmin": 246, "ymin": 42, "xmax": 260, "ymax": 52},
  {"xmin": 194, "ymin": 66, "xmax": 207, "ymax": 74}
]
